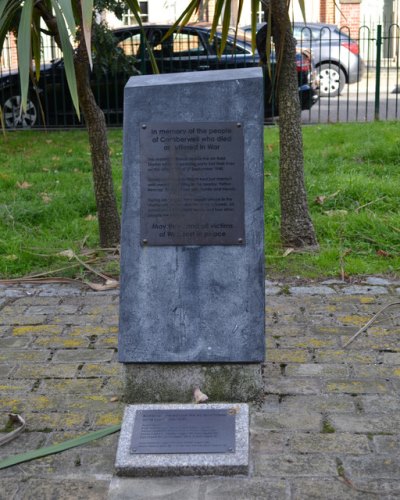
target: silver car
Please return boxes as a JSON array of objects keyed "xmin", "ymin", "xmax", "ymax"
[{"xmin": 293, "ymin": 22, "xmax": 365, "ymax": 97}]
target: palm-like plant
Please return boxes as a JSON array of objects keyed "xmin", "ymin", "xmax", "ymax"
[{"xmin": 0, "ymin": 0, "xmax": 143, "ymax": 247}]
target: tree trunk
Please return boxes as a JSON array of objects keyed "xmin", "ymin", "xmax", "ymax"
[
  {"xmin": 74, "ymin": 33, "xmax": 121, "ymax": 248},
  {"xmin": 271, "ymin": 1, "xmax": 318, "ymax": 248},
  {"xmin": 37, "ymin": 0, "xmax": 121, "ymax": 248}
]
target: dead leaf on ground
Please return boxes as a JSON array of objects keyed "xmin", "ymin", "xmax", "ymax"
[
  {"xmin": 52, "ymin": 156, "xmax": 60, "ymax": 162},
  {"xmin": 228, "ymin": 406, "xmax": 241, "ymax": 415},
  {"xmin": 267, "ymin": 144, "xmax": 273, "ymax": 153},
  {"xmin": 283, "ymin": 248, "xmax": 294, "ymax": 257},
  {"xmin": 315, "ymin": 195, "xmax": 327, "ymax": 205},
  {"xmin": 16, "ymin": 181, "xmax": 32, "ymax": 189},
  {"xmin": 85, "ymin": 280, "xmax": 119, "ymax": 291},
  {"xmin": 324, "ymin": 210, "xmax": 348, "ymax": 217},
  {"xmin": 84, "ymin": 214, "xmax": 97, "ymax": 221},
  {"xmin": 193, "ymin": 387, "xmax": 209, "ymax": 403},
  {"xmin": 110, "ymin": 396, "xmax": 119, "ymax": 402},
  {"xmin": 40, "ymin": 192, "xmax": 52, "ymax": 204},
  {"xmin": 377, "ymin": 250, "xmax": 391, "ymax": 257},
  {"xmin": 42, "ymin": 168, "xmax": 50, "ymax": 172},
  {"xmin": 58, "ymin": 249, "xmax": 75, "ymax": 259},
  {"xmin": 45, "ymin": 139, "xmax": 53, "ymax": 144},
  {"xmin": 5, "ymin": 255, "xmax": 17, "ymax": 261}
]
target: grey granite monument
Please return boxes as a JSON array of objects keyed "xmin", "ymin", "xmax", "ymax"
[{"xmin": 119, "ymin": 67, "xmax": 265, "ymax": 402}]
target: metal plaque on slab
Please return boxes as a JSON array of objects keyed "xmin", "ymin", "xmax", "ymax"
[
  {"xmin": 140, "ymin": 122, "xmax": 245, "ymax": 246},
  {"xmin": 130, "ymin": 409, "xmax": 236, "ymax": 454}
]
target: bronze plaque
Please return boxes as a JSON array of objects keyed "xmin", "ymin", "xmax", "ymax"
[
  {"xmin": 130, "ymin": 409, "xmax": 236, "ymax": 454},
  {"xmin": 140, "ymin": 122, "xmax": 245, "ymax": 246}
]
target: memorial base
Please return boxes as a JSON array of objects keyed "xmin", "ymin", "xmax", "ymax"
[
  {"xmin": 114, "ymin": 404, "xmax": 249, "ymax": 478},
  {"xmin": 122, "ymin": 363, "xmax": 263, "ymax": 403}
]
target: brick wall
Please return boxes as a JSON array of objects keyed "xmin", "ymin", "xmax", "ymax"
[
  {"xmin": 0, "ymin": 33, "xmax": 18, "ymax": 72},
  {"xmin": 339, "ymin": 3, "xmax": 361, "ymax": 37}
]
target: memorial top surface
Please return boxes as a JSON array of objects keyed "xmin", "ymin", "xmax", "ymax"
[{"xmin": 125, "ymin": 67, "xmax": 263, "ymax": 88}]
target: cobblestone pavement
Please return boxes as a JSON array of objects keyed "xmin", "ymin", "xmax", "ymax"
[{"xmin": 1, "ymin": 278, "xmax": 400, "ymax": 499}]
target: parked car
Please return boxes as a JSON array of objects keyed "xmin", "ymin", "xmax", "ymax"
[
  {"xmin": 0, "ymin": 23, "xmax": 318, "ymax": 128},
  {"xmin": 293, "ymin": 22, "xmax": 365, "ymax": 97},
  {"xmin": 245, "ymin": 22, "xmax": 364, "ymax": 97}
]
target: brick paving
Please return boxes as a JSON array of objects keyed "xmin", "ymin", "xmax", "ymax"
[{"xmin": 0, "ymin": 279, "xmax": 400, "ymax": 499}]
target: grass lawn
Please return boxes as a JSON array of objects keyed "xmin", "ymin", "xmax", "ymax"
[{"xmin": 0, "ymin": 121, "xmax": 399, "ymax": 280}]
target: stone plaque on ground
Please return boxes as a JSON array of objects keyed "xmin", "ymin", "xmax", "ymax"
[
  {"xmin": 115, "ymin": 404, "xmax": 249, "ymax": 477},
  {"xmin": 120, "ymin": 68, "xmax": 265, "ymax": 375},
  {"xmin": 140, "ymin": 121, "xmax": 245, "ymax": 246},
  {"xmin": 130, "ymin": 408, "xmax": 235, "ymax": 454}
]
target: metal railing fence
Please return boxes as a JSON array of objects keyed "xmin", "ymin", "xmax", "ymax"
[{"xmin": 0, "ymin": 24, "xmax": 399, "ymax": 129}]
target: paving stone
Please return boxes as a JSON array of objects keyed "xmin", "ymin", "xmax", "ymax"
[
  {"xmin": 289, "ymin": 432, "xmax": 370, "ymax": 454},
  {"xmin": 22, "ymin": 411, "xmax": 87, "ymax": 430},
  {"xmin": 67, "ymin": 325, "xmax": 118, "ymax": 336},
  {"xmin": 0, "ymin": 364, "xmax": 15, "ymax": 377},
  {"xmin": 360, "ymin": 395, "xmax": 400, "ymax": 413},
  {"xmin": 37, "ymin": 285, "xmax": 85, "ymax": 296},
  {"xmin": 250, "ymin": 430, "xmax": 288, "ymax": 454},
  {"xmin": 253, "ymin": 453, "xmax": 337, "ymax": 477},
  {"xmin": 373, "ymin": 435, "xmax": 400, "ymax": 453},
  {"xmin": 291, "ymin": 478, "xmax": 372, "ymax": 500},
  {"xmin": 365, "ymin": 277, "xmax": 392, "ymax": 286},
  {"xmin": 289, "ymin": 286, "xmax": 336, "ymax": 295},
  {"xmin": 0, "ymin": 379, "xmax": 35, "ymax": 392},
  {"xmin": 39, "ymin": 378, "xmax": 104, "ymax": 395},
  {"xmin": 1, "ymin": 314, "xmax": 48, "ymax": 325},
  {"xmin": 53, "ymin": 349, "xmax": 114, "ymax": 362},
  {"xmin": 0, "ymin": 336, "xmax": 30, "ymax": 348},
  {"xmin": 275, "ymin": 336, "xmax": 339, "ymax": 349},
  {"xmin": 330, "ymin": 414, "xmax": 400, "ymax": 433},
  {"xmin": 383, "ymin": 352, "xmax": 400, "ymax": 365},
  {"xmin": 17, "ymin": 479, "xmax": 110, "ymax": 500},
  {"xmin": 344, "ymin": 455, "xmax": 400, "ymax": 479},
  {"xmin": 325, "ymin": 379, "xmax": 390, "ymax": 394},
  {"xmin": 32, "ymin": 336, "xmax": 90, "ymax": 349},
  {"xmin": 53, "ymin": 314, "xmax": 104, "ymax": 325},
  {"xmin": 80, "ymin": 303, "xmax": 118, "ymax": 315},
  {"xmin": 12, "ymin": 324, "xmax": 63, "ymax": 336},
  {"xmin": 285, "ymin": 363, "xmax": 349, "ymax": 377},
  {"xmin": 0, "ymin": 350, "xmax": 50, "ymax": 363},
  {"xmin": 0, "ymin": 478, "xmax": 21, "ymax": 498},
  {"xmin": 270, "ymin": 394, "xmax": 357, "ymax": 413},
  {"xmin": 266, "ymin": 377, "xmax": 321, "ymax": 395},
  {"xmin": 13, "ymin": 363, "xmax": 79, "ymax": 379},
  {"xmin": 0, "ymin": 431, "xmax": 47, "ymax": 459},
  {"xmin": 265, "ymin": 286, "xmax": 282, "ymax": 296},
  {"xmin": 339, "ymin": 286, "xmax": 389, "ymax": 295},
  {"xmin": 267, "ymin": 349, "xmax": 310, "ymax": 363},
  {"xmin": 314, "ymin": 349, "xmax": 377, "ymax": 364},
  {"xmin": 108, "ymin": 478, "xmax": 204, "ymax": 500},
  {"xmin": 14, "ymin": 296, "xmax": 62, "ymax": 305},
  {"xmin": 203, "ymin": 478, "xmax": 289, "ymax": 499},
  {"xmin": 252, "ymin": 410, "xmax": 322, "ymax": 432},
  {"xmin": 25, "ymin": 304, "xmax": 80, "ymax": 315},
  {"xmin": 78, "ymin": 363, "xmax": 123, "ymax": 378}
]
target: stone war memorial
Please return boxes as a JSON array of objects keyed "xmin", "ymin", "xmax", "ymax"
[{"xmin": 113, "ymin": 67, "xmax": 265, "ymax": 480}]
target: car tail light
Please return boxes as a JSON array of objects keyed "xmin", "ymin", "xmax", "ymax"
[
  {"xmin": 296, "ymin": 53, "xmax": 311, "ymax": 73},
  {"xmin": 341, "ymin": 42, "xmax": 359, "ymax": 55}
]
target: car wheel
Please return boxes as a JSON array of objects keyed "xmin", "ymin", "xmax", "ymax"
[
  {"xmin": 318, "ymin": 64, "xmax": 345, "ymax": 98},
  {"xmin": 3, "ymin": 95, "xmax": 38, "ymax": 128}
]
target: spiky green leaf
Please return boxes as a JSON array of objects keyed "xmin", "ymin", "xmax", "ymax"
[
  {"xmin": 57, "ymin": 0, "xmax": 76, "ymax": 35},
  {"xmin": 125, "ymin": 0, "xmax": 159, "ymax": 74},
  {"xmin": 80, "ymin": 0, "xmax": 93, "ymax": 68},
  {"xmin": 209, "ymin": 0, "xmax": 225, "ymax": 42},
  {"xmin": 32, "ymin": 9, "xmax": 41, "ymax": 81},
  {"xmin": 17, "ymin": 0, "xmax": 34, "ymax": 113},
  {"xmin": 51, "ymin": 0, "xmax": 80, "ymax": 119}
]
